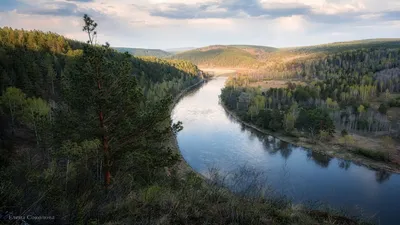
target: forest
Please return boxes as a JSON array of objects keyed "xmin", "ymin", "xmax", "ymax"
[
  {"xmin": 220, "ymin": 43, "xmax": 400, "ymax": 163},
  {"xmin": 0, "ymin": 15, "xmax": 366, "ymax": 225},
  {"xmin": 174, "ymin": 40, "xmax": 400, "ymax": 71},
  {"xmin": 0, "ymin": 16, "xmax": 205, "ymax": 224},
  {"xmin": 113, "ymin": 47, "xmax": 173, "ymax": 58}
]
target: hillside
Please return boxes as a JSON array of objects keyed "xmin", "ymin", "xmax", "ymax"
[
  {"xmin": 113, "ymin": 47, "xmax": 173, "ymax": 58},
  {"xmin": 173, "ymin": 39, "xmax": 400, "ymax": 69},
  {"xmin": 0, "ymin": 21, "xmax": 362, "ymax": 225},
  {"xmin": 0, "ymin": 25, "xmax": 205, "ymax": 225},
  {"xmin": 165, "ymin": 47, "xmax": 196, "ymax": 53},
  {"xmin": 282, "ymin": 38, "xmax": 400, "ymax": 54},
  {"xmin": 220, "ymin": 37, "xmax": 400, "ymax": 170},
  {"xmin": 173, "ymin": 45, "xmax": 276, "ymax": 68}
]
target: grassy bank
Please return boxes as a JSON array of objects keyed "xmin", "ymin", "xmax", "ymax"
[{"xmin": 220, "ymin": 102, "xmax": 400, "ymax": 173}]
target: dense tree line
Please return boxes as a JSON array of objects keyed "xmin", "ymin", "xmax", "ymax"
[
  {"xmin": 172, "ymin": 40, "xmax": 400, "ymax": 72},
  {"xmin": 0, "ymin": 27, "xmax": 204, "ymax": 101},
  {"xmin": 113, "ymin": 47, "xmax": 172, "ymax": 58},
  {"xmin": 221, "ymin": 84, "xmax": 335, "ymax": 139},
  {"xmin": 253, "ymin": 47, "xmax": 400, "ymax": 80},
  {"xmin": 221, "ymin": 46, "xmax": 400, "ymax": 140},
  {"xmin": 173, "ymin": 46, "xmax": 261, "ymax": 68},
  {"xmin": 0, "ymin": 17, "xmax": 205, "ymax": 224}
]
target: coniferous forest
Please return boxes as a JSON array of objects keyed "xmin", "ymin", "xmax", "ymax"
[
  {"xmin": 220, "ymin": 42, "xmax": 400, "ymax": 164},
  {"xmin": 0, "ymin": 14, "xmax": 393, "ymax": 225}
]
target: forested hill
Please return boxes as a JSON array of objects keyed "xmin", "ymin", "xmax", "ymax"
[
  {"xmin": 220, "ymin": 38, "xmax": 400, "ymax": 165},
  {"xmin": 283, "ymin": 38, "xmax": 400, "ymax": 54},
  {"xmin": 0, "ymin": 25, "xmax": 205, "ymax": 224},
  {"xmin": 173, "ymin": 45, "xmax": 277, "ymax": 68},
  {"xmin": 173, "ymin": 39, "xmax": 400, "ymax": 69},
  {"xmin": 113, "ymin": 47, "xmax": 173, "ymax": 58},
  {"xmin": 0, "ymin": 27, "xmax": 204, "ymax": 100}
]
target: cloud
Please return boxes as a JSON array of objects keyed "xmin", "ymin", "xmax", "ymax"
[
  {"xmin": 66, "ymin": 0, "xmax": 94, "ymax": 2},
  {"xmin": 0, "ymin": 0, "xmax": 399, "ymax": 49},
  {"xmin": 7, "ymin": 0, "xmax": 106, "ymax": 21},
  {"xmin": 146, "ymin": 0, "xmax": 400, "ymax": 25},
  {"xmin": 16, "ymin": 2, "xmax": 81, "ymax": 16},
  {"xmin": 149, "ymin": 0, "xmax": 312, "ymax": 19}
]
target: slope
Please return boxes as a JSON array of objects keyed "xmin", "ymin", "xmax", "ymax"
[
  {"xmin": 173, "ymin": 39, "xmax": 400, "ymax": 70},
  {"xmin": 113, "ymin": 47, "xmax": 173, "ymax": 58},
  {"xmin": 173, "ymin": 45, "xmax": 271, "ymax": 68}
]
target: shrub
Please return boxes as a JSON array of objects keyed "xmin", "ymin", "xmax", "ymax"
[
  {"xmin": 354, "ymin": 148, "xmax": 390, "ymax": 162},
  {"xmin": 378, "ymin": 103, "xmax": 388, "ymax": 114},
  {"xmin": 341, "ymin": 129, "xmax": 348, "ymax": 137},
  {"xmin": 319, "ymin": 130, "xmax": 331, "ymax": 141},
  {"xmin": 339, "ymin": 135, "xmax": 355, "ymax": 146}
]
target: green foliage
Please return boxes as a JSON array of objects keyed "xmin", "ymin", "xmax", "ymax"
[
  {"xmin": 174, "ymin": 39, "xmax": 400, "ymax": 78},
  {"xmin": 174, "ymin": 45, "xmax": 262, "ymax": 68},
  {"xmin": 354, "ymin": 148, "xmax": 390, "ymax": 162},
  {"xmin": 319, "ymin": 130, "xmax": 331, "ymax": 141},
  {"xmin": 284, "ymin": 103, "xmax": 299, "ymax": 133},
  {"xmin": 296, "ymin": 108, "xmax": 335, "ymax": 135},
  {"xmin": 339, "ymin": 135, "xmax": 355, "ymax": 146},
  {"xmin": 0, "ymin": 16, "xmax": 204, "ymax": 224},
  {"xmin": 114, "ymin": 47, "xmax": 172, "ymax": 58},
  {"xmin": 388, "ymin": 97, "xmax": 400, "ymax": 107},
  {"xmin": 341, "ymin": 129, "xmax": 348, "ymax": 137},
  {"xmin": 0, "ymin": 87, "xmax": 26, "ymax": 132},
  {"xmin": 378, "ymin": 103, "xmax": 388, "ymax": 114}
]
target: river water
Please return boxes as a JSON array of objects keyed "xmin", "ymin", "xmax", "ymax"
[{"xmin": 172, "ymin": 77, "xmax": 400, "ymax": 225}]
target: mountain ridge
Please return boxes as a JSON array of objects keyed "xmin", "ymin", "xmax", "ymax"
[{"xmin": 172, "ymin": 39, "xmax": 400, "ymax": 68}]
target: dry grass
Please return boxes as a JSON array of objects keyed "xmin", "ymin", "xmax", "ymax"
[
  {"xmin": 107, "ymin": 168, "xmax": 369, "ymax": 225},
  {"xmin": 329, "ymin": 132, "xmax": 400, "ymax": 164}
]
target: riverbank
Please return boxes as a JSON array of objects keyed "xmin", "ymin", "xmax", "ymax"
[
  {"xmin": 165, "ymin": 77, "xmax": 368, "ymax": 225},
  {"xmin": 169, "ymin": 78, "xmax": 208, "ymax": 177},
  {"xmin": 221, "ymin": 102, "xmax": 400, "ymax": 173}
]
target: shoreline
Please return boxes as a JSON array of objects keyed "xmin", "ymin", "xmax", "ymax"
[
  {"xmin": 220, "ymin": 101, "xmax": 400, "ymax": 174},
  {"xmin": 168, "ymin": 77, "xmax": 209, "ymax": 177},
  {"xmin": 166, "ymin": 76, "xmax": 372, "ymax": 224}
]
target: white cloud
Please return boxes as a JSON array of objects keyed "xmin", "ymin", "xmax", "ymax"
[
  {"xmin": 275, "ymin": 15, "xmax": 309, "ymax": 31},
  {"xmin": 0, "ymin": 0, "xmax": 399, "ymax": 48}
]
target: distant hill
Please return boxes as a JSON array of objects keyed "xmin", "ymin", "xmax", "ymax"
[
  {"xmin": 281, "ymin": 38, "xmax": 400, "ymax": 54},
  {"xmin": 165, "ymin": 47, "xmax": 196, "ymax": 53},
  {"xmin": 173, "ymin": 39, "xmax": 400, "ymax": 69},
  {"xmin": 173, "ymin": 45, "xmax": 278, "ymax": 68},
  {"xmin": 113, "ymin": 47, "xmax": 173, "ymax": 58}
]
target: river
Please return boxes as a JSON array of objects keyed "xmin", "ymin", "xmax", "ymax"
[{"xmin": 172, "ymin": 77, "xmax": 400, "ymax": 225}]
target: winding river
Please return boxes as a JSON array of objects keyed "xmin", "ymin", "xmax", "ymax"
[{"xmin": 172, "ymin": 77, "xmax": 400, "ymax": 225}]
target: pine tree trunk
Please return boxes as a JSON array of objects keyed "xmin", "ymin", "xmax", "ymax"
[{"xmin": 97, "ymin": 79, "xmax": 111, "ymax": 189}]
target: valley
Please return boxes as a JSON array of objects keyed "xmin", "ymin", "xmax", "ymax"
[{"xmin": 1, "ymin": 10, "xmax": 400, "ymax": 225}]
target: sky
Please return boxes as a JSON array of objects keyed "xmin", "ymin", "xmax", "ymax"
[{"xmin": 0, "ymin": 0, "xmax": 399, "ymax": 49}]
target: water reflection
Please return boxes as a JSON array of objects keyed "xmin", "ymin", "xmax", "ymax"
[
  {"xmin": 338, "ymin": 159, "xmax": 351, "ymax": 170},
  {"xmin": 376, "ymin": 170, "xmax": 391, "ymax": 184},
  {"xmin": 307, "ymin": 151, "xmax": 332, "ymax": 168},
  {"xmin": 278, "ymin": 141, "xmax": 293, "ymax": 160},
  {"xmin": 173, "ymin": 77, "xmax": 400, "ymax": 225}
]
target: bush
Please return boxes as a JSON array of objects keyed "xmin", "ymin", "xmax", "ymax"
[
  {"xmin": 339, "ymin": 135, "xmax": 355, "ymax": 146},
  {"xmin": 378, "ymin": 103, "xmax": 388, "ymax": 114},
  {"xmin": 354, "ymin": 148, "xmax": 390, "ymax": 162},
  {"xmin": 319, "ymin": 130, "xmax": 331, "ymax": 141},
  {"xmin": 388, "ymin": 98, "xmax": 400, "ymax": 107},
  {"xmin": 341, "ymin": 129, "xmax": 348, "ymax": 137}
]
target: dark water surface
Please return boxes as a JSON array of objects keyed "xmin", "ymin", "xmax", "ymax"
[{"xmin": 172, "ymin": 77, "xmax": 400, "ymax": 225}]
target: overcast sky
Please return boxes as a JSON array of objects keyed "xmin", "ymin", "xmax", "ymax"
[{"xmin": 0, "ymin": 0, "xmax": 399, "ymax": 49}]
